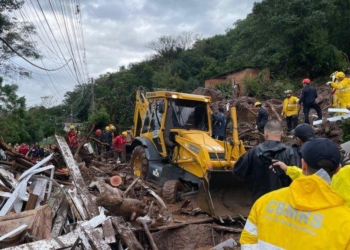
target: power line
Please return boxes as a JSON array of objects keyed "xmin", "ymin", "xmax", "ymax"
[{"xmin": 0, "ymin": 37, "xmax": 72, "ymax": 71}]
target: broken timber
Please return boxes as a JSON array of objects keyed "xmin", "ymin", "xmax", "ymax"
[
  {"xmin": 55, "ymin": 135, "xmax": 98, "ymax": 219},
  {"xmin": 2, "ymin": 213, "xmax": 107, "ymax": 250}
]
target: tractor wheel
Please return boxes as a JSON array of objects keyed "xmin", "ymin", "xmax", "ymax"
[
  {"xmin": 130, "ymin": 146, "xmax": 148, "ymax": 180},
  {"xmin": 162, "ymin": 180, "xmax": 183, "ymax": 204}
]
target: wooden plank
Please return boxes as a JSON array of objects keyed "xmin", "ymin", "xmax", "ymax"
[
  {"xmin": 102, "ymin": 217, "xmax": 116, "ymax": 244},
  {"xmin": 0, "ymin": 168, "xmax": 18, "ymax": 189},
  {"xmin": 65, "ymin": 194, "xmax": 83, "ymax": 221},
  {"xmin": 68, "ymin": 188, "xmax": 89, "ymax": 220},
  {"xmin": 51, "ymin": 197, "xmax": 70, "ymax": 237},
  {"xmin": 3, "ymin": 214, "xmax": 106, "ymax": 250},
  {"xmin": 0, "ymin": 175, "xmax": 30, "ymax": 216},
  {"xmin": 0, "ymin": 205, "xmax": 52, "ymax": 242},
  {"xmin": 24, "ymin": 193, "xmax": 38, "ymax": 211},
  {"xmin": 111, "ymin": 217, "xmax": 144, "ymax": 250},
  {"xmin": 0, "ymin": 224, "xmax": 27, "ymax": 241},
  {"xmin": 75, "ymin": 227, "xmax": 93, "ymax": 250},
  {"xmin": 47, "ymin": 187, "xmax": 66, "ymax": 217},
  {"xmin": 80, "ymin": 225, "xmax": 112, "ymax": 250},
  {"xmin": 32, "ymin": 179, "xmax": 48, "ymax": 207},
  {"xmin": 18, "ymin": 154, "xmax": 53, "ymax": 181},
  {"xmin": 55, "ymin": 135, "xmax": 98, "ymax": 219}
]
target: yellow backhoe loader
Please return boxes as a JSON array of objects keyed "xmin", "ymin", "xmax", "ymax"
[{"xmin": 126, "ymin": 89, "xmax": 252, "ymax": 219}]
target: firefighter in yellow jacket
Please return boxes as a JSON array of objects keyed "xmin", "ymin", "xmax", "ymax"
[
  {"xmin": 281, "ymin": 90, "xmax": 299, "ymax": 133},
  {"xmin": 271, "ymin": 160, "xmax": 350, "ymax": 207},
  {"xmin": 240, "ymin": 138, "xmax": 350, "ymax": 249},
  {"xmin": 326, "ymin": 71, "xmax": 350, "ymax": 109}
]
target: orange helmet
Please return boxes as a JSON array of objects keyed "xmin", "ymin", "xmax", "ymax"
[{"xmin": 302, "ymin": 78, "xmax": 311, "ymax": 84}]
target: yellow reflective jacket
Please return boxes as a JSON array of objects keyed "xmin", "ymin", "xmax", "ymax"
[
  {"xmin": 286, "ymin": 165, "xmax": 350, "ymax": 207},
  {"xmin": 331, "ymin": 78, "xmax": 350, "ymax": 108},
  {"xmin": 282, "ymin": 96, "xmax": 299, "ymax": 117},
  {"xmin": 240, "ymin": 172, "xmax": 350, "ymax": 249}
]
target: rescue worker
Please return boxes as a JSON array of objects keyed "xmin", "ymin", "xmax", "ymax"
[
  {"xmin": 233, "ymin": 120, "xmax": 294, "ymax": 202},
  {"xmin": 13, "ymin": 143, "xmax": 19, "ymax": 153},
  {"xmin": 67, "ymin": 125, "xmax": 75, "ymax": 142},
  {"xmin": 211, "ymin": 107, "xmax": 226, "ymax": 140},
  {"xmin": 240, "ymin": 138, "xmax": 350, "ymax": 249},
  {"xmin": 94, "ymin": 129, "xmax": 103, "ymax": 155},
  {"xmin": 271, "ymin": 158, "xmax": 350, "ymax": 208},
  {"xmin": 281, "ymin": 90, "xmax": 299, "ymax": 133},
  {"xmin": 298, "ymin": 78, "xmax": 322, "ymax": 124},
  {"xmin": 102, "ymin": 126, "xmax": 112, "ymax": 151},
  {"xmin": 254, "ymin": 101, "xmax": 268, "ymax": 134},
  {"xmin": 19, "ymin": 143, "xmax": 29, "ymax": 155},
  {"xmin": 288, "ymin": 123, "xmax": 315, "ymax": 168},
  {"xmin": 109, "ymin": 124, "xmax": 116, "ymax": 138},
  {"xmin": 113, "ymin": 131, "xmax": 127, "ymax": 163},
  {"xmin": 326, "ymin": 71, "xmax": 350, "ymax": 109},
  {"xmin": 68, "ymin": 130, "xmax": 79, "ymax": 153}
]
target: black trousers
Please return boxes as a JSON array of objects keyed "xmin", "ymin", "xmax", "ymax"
[
  {"xmin": 212, "ymin": 135, "xmax": 224, "ymax": 141},
  {"xmin": 286, "ymin": 115, "xmax": 298, "ymax": 132},
  {"xmin": 303, "ymin": 103, "xmax": 322, "ymax": 124}
]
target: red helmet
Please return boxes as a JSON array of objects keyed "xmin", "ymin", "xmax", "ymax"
[
  {"xmin": 96, "ymin": 129, "xmax": 102, "ymax": 136},
  {"xmin": 302, "ymin": 78, "xmax": 311, "ymax": 84}
]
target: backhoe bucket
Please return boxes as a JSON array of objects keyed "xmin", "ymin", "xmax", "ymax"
[{"xmin": 197, "ymin": 170, "xmax": 252, "ymax": 219}]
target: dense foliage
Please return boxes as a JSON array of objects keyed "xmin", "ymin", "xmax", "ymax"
[{"xmin": 1, "ymin": 0, "xmax": 350, "ymax": 143}]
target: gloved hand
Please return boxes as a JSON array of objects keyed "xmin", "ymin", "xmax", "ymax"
[
  {"xmin": 326, "ymin": 81, "xmax": 331, "ymax": 85},
  {"xmin": 331, "ymin": 74, "xmax": 336, "ymax": 82},
  {"xmin": 280, "ymin": 112, "xmax": 283, "ymax": 116},
  {"xmin": 255, "ymin": 125, "xmax": 258, "ymax": 130}
]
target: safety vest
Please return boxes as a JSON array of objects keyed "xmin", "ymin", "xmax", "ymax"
[
  {"xmin": 282, "ymin": 96, "xmax": 299, "ymax": 117},
  {"xmin": 240, "ymin": 172, "xmax": 350, "ymax": 249}
]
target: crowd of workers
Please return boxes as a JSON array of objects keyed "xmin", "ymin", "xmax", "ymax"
[
  {"xmin": 2, "ymin": 142, "xmax": 53, "ymax": 163},
  {"xmin": 66, "ymin": 124, "xmax": 128, "ymax": 162},
  {"xmin": 234, "ymin": 76, "xmax": 350, "ymax": 249}
]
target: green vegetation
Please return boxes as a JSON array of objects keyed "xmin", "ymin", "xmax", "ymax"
[{"xmin": 1, "ymin": 0, "xmax": 350, "ymax": 143}]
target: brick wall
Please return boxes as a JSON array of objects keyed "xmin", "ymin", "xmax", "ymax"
[{"xmin": 205, "ymin": 67, "xmax": 270, "ymax": 95}]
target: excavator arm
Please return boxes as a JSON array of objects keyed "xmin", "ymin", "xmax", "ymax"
[{"xmin": 132, "ymin": 89, "xmax": 149, "ymax": 138}]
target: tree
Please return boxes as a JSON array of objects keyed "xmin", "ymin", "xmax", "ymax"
[
  {"xmin": 0, "ymin": 0, "xmax": 41, "ymax": 78},
  {"xmin": 146, "ymin": 31, "xmax": 202, "ymax": 60},
  {"xmin": 0, "ymin": 77, "xmax": 28, "ymax": 143}
]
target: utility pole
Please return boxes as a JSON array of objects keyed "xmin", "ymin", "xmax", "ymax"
[
  {"xmin": 70, "ymin": 105, "xmax": 73, "ymax": 124},
  {"xmin": 90, "ymin": 77, "xmax": 95, "ymax": 114}
]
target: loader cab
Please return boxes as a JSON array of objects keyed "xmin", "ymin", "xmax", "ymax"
[{"xmin": 139, "ymin": 91, "xmax": 211, "ymax": 158}]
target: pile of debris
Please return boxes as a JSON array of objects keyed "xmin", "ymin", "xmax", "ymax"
[
  {"xmin": 0, "ymin": 135, "xmax": 244, "ymax": 250},
  {"xmin": 194, "ymin": 86, "xmax": 345, "ymax": 146}
]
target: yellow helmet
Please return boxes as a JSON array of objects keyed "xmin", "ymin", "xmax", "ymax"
[
  {"xmin": 336, "ymin": 71, "xmax": 345, "ymax": 79},
  {"xmin": 254, "ymin": 101, "xmax": 261, "ymax": 107},
  {"xmin": 69, "ymin": 125, "xmax": 75, "ymax": 130},
  {"xmin": 122, "ymin": 131, "xmax": 127, "ymax": 137},
  {"xmin": 105, "ymin": 126, "xmax": 110, "ymax": 131}
]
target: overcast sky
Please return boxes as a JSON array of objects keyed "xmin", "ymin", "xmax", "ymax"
[{"xmin": 6, "ymin": 0, "xmax": 259, "ymax": 107}]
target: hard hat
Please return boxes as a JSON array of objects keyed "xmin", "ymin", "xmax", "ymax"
[
  {"xmin": 105, "ymin": 126, "xmax": 110, "ymax": 131},
  {"xmin": 110, "ymin": 125, "xmax": 116, "ymax": 131},
  {"xmin": 96, "ymin": 129, "xmax": 102, "ymax": 136},
  {"xmin": 70, "ymin": 125, "xmax": 75, "ymax": 130},
  {"xmin": 284, "ymin": 90, "xmax": 292, "ymax": 94},
  {"xmin": 336, "ymin": 71, "xmax": 345, "ymax": 79},
  {"xmin": 122, "ymin": 131, "xmax": 127, "ymax": 137},
  {"xmin": 254, "ymin": 101, "xmax": 261, "ymax": 107},
  {"xmin": 302, "ymin": 78, "xmax": 310, "ymax": 84}
]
